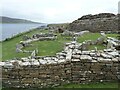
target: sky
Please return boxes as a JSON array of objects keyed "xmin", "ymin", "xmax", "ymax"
[{"xmin": 0, "ymin": 0, "xmax": 120, "ymax": 23}]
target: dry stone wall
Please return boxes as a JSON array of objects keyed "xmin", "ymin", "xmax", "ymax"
[
  {"xmin": 1, "ymin": 41, "xmax": 120, "ymax": 88},
  {"xmin": 1, "ymin": 60, "xmax": 119, "ymax": 88}
]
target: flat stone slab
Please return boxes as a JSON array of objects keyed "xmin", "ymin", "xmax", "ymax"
[
  {"xmin": 101, "ymin": 53, "xmax": 113, "ymax": 59},
  {"xmin": 80, "ymin": 55, "xmax": 92, "ymax": 60},
  {"xmin": 58, "ymin": 59, "xmax": 66, "ymax": 63},
  {"xmin": 72, "ymin": 59, "xmax": 80, "ymax": 61},
  {"xmin": 91, "ymin": 60, "xmax": 97, "ymax": 62},
  {"xmin": 104, "ymin": 49, "xmax": 113, "ymax": 52},
  {"xmin": 31, "ymin": 60, "xmax": 40, "ymax": 66},
  {"xmin": 0, "ymin": 62, "xmax": 5, "ymax": 66},
  {"xmin": 20, "ymin": 61, "xmax": 31, "ymax": 66},
  {"xmin": 97, "ymin": 57, "xmax": 111, "ymax": 62},
  {"xmin": 81, "ymin": 51, "xmax": 90, "ymax": 55},
  {"xmin": 76, "ymin": 50, "xmax": 82, "ymax": 54},
  {"xmin": 39, "ymin": 59, "xmax": 47, "ymax": 64},
  {"xmin": 90, "ymin": 52, "xmax": 96, "ymax": 56},
  {"xmin": 72, "ymin": 55, "xmax": 81, "ymax": 59},
  {"xmin": 112, "ymin": 58, "xmax": 119, "ymax": 62},
  {"xmin": 107, "ymin": 51, "xmax": 119, "ymax": 57},
  {"xmin": 47, "ymin": 59, "xmax": 57, "ymax": 64}
]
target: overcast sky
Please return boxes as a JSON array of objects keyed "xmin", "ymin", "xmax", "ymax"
[{"xmin": 0, "ymin": 0, "xmax": 119, "ymax": 23}]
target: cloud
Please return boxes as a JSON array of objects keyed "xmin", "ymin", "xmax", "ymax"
[{"xmin": 1, "ymin": 0, "xmax": 119, "ymax": 23}]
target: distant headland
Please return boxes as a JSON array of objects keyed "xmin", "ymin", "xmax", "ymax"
[{"xmin": 0, "ymin": 16, "xmax": 42, "ymax": 24}]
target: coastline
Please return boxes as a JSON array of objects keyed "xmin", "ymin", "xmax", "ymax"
[
  {"xmin": 1, "ymin": 24, "xmax": 47, "ymax": 42},
  {"xmin": 2, "ymin": 28, "xmax": 38, "ymax": 42}
]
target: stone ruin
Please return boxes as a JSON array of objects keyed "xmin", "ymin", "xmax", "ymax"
[
  {"xmin": 69, "ymin": 13, "xmax": 119, "ymax": 33},
  {"xmin": 61, "ymin": 30, "xmax": 73, "ymax": 36},
  {"xmin": 61, "ymin": 30, "xmax": 89, "ymax": 37},
  {"xmin": 16, "ymin": 33, "xmax": 57, "ymax": 53},
  {"xmin": 78, "ymin": 13, "xmax": 116, "ymax": 20},
  {"xmin": 1, "ymin": 34, "xmax": 120, "ymax": 88}
]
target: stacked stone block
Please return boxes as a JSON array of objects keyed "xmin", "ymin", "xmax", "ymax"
[{"xmin": 1, "ymin": 41, "xmax": 119, "ymax": 88}]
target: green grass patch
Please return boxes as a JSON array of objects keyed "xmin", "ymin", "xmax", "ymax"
[
  {"xmin": 106, "ymin": 34, "xmax": 119, "ymax": 38},
  {"xmin": 77, "ymin": 33, "xmax": 101, "ymax": 43},
  {"xmin": 88, "ymin": 44, "xmax": 106, "ymax": 50},
  {"xmin": 23, "ymin": 41, "xmax": 64, "ymax": 56},
  {"xmin": 23, "ymin": 34, "xmax": 71, "ymax": 56},
  {"xmin": 57, "ymin": 82, "xmax": 119, "ymax": 88}
]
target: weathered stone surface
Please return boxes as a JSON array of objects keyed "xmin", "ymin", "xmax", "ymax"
[
  {"xmin": 20, "ymin": 62, "xmax": 31, "ymax": 66},
  {"xmin": 0, "ymin": 62, "xmax": 5, "ymax": 66},
  {"xmin": 72, "ymin": 59, "xmax": 80, "ymax": 61},
  {"xmin": 69, "ymin": 13, "xmax": 118, "ymax": 32},
  {"xmin": 80, "ymin": 55, "xmax": 92, "ymax": 60},
  {"xmin": 81, "ymin": 51, "xmax": 90, "ymax": 55},
  {"xmin": 98, "ymin": 57, "xmax": 111, "ymax": 62},
  {"xmin": 112, "ymin": 58, "xmax": 119, "ymax": 62},
  {"xmin": 72, "ymin": 55, "xmax": 80, "ymax": 59},
  {"xmin": 39, "ymin": 59, "xmax": 47, "ymax": 64},
  {"xmin": 78, "ymin": 13, "xmax": 116, "ymax": 20},
  {"xmin": 101, "ymin": 53, "xmax": 113, "ymax": 59}
]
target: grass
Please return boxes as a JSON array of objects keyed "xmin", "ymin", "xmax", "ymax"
[
  {"xmin": 77, "ymin": 33, "xmax": 102, "ymax": 43},
  {"xmin": 1, "ymin": 29, "xmax": 118, "ymax": 61},
  {"xmin": 106, "ymin": 34, "xmax": 119, "ymax": 38},
  {"xmin": 23, "ymin": 40, "xmax": 65, "ymax": 56},
  {"xmin": 1, "ymin": 82, "xmax": 119, "ymax": 89},
  {"xmin": 88, "ymin": 44, "xmax": 106, "ymax": 50},
  {"xmin": 57, "ymin": 82, "xmax": 119, "ymax": 88}
]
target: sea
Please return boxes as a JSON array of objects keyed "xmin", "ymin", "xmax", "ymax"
[{"xmin": 0, "ymin": 23, "xmax": 46, "ymax": 41}]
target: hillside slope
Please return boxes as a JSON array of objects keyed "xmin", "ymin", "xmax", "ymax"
[{"xmin": 69, "ymin": 13, "xmax": 118, "ymax": 32}]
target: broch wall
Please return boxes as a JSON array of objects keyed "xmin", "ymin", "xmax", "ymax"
[{"xmin": 69, "ymin": 13, "xmax": 119, "ymax": 32}]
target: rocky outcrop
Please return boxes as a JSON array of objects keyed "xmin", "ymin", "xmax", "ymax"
[{"xmin": 69, "ymin": 13, "xmax": 119, "ymax": 32}]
